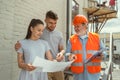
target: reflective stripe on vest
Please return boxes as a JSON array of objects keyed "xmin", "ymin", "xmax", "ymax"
[
  {"xmin": 72, "ymin": 62, "xmax": 83, "ymax": 66},
  {"xmin": 71, "ymin": 61, "xmax": 84, "ymax": 74},
  {"xmin": 87, "ymin": 62, "xmax": 100, "ymax": 66},
  {"xmin": 70, "ymin": 50, "xmax": 83, "ymax": 74},
  {"xmin": 86, "ymin": 61, "xmax": 101, "ymax": 74},
  {"xmin": 72, "ymin": 50, "xmax": 82, "ymax": 54},
  {"xmin": 86, "ymin": 50, "xmax": 101, "ymax": 74},
  {"xmin": 87, "ymin": 50, "xmax": 99, "ymax": 55},
  {"xmin": 86, "ymin": 50, "xmax": 101, "ymax": 63}
]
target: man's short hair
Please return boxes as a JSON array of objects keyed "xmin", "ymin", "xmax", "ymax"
[{"xmin": 46, "ymin": 10, "xmax": 58, "ymax": 20}]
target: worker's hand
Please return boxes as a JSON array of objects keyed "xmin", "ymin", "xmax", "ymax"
[
  {"xmin": 25, "ymin": 64, "xmax": 36, "ymax": 71},
  {"xmin": 56, "ymin": 50, "xmax": 65, "ymax": 62},
  {"xmin": 95, "ymin": 53, "xmax": 103, "ymax": 60},
  {"xmin": 15, "ymin": 41, "xmax": 21, "ymax": 51},
  {"xmin": 68, "ymin": 54, "xmax": 77, "ymax": 61}
]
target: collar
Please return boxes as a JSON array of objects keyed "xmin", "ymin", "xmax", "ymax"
[
  {"xmin": 45, "ymin": 27, "xmax": 54, "ymax": 33},
  {"xmin": 79, "ymin": 32, "xmax": 88, "ymax": 40}
]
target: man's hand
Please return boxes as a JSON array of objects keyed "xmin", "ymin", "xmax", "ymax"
[
  {"xmin": 56, "ymin": 50, "xmax": 65, "ymax": 62},
  {"xmin": 15, "ymin": 41, "xmax": 21, "ymax": 51},
  {"xmin": 95, "ymin": 53, "xmax": 103, "ymax": 60},
  {"xmin": 68, "ymin": 54, "xmax": 77, "ymax": 61}
]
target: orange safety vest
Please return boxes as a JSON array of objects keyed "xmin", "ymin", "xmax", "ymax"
[{"xmin": 70, "ymin": 32, "xmax": 101, "ymax": 74}]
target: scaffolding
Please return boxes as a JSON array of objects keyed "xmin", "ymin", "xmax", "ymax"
[{"xmin": 83, "ymin": 0, "xmax": 118, "ymax": 33}]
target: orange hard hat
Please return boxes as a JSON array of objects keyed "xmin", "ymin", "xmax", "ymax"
[{"xmin": 73, "ymin": 15, "xmax": 88, "ymax": 26}]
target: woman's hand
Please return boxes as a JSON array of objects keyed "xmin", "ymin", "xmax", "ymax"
[
  {"xmin": 17, "ymin": 53, "xmax": 36, "ymax": 71},
  {"xmin": 25, "ymin": 64, "xmax": 36, "ymax": 71},
  {"xmin": 56, "ymin": 50, "xmax": 65, "ymax": 62}
]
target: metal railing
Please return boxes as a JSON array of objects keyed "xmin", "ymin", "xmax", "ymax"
[{"xmin": 102, "ymin": 33, "xmax": 113, "ymax": 80}]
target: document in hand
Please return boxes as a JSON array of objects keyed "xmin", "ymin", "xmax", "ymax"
[
  {"xmin": 31, "ymin": 56, "xmax": 73, "ymax": 73},
  {"xmin": 85, "ymin": 49, "xmax": 105, "ymax": 64}
]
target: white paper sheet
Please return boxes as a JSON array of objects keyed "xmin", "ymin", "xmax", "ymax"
[{"xmin": 31, "ymin": 56, "xmax": 73, "ymax": 73}]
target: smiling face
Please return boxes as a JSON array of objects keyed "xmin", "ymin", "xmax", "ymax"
[
  {"xmin": 74, "ymin": 23, "xmax": 87, "ymax": 36},
  {"xmin": 45, "ymin": 17, "xmax": 57, "ymax": 31},
  {"xmin": 30, "ymin": 24, "xmax": 44, "ymax": 40}
]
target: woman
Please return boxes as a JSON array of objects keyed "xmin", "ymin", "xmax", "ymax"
[{"xmin": 17, "ymin": 19, "xmax": 53, "ymax": 80}]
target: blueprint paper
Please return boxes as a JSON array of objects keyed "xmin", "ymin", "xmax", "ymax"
[{"xmin": 31, "ymin": 56, "xmax": 73, "ymax": 73}]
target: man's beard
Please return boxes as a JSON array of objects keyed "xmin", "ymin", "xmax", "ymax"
[{"xmin": 76, "ymin": 30, "xmax": 87, "ymax": 36}]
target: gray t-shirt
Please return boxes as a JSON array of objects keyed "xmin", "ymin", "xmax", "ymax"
[
  {"xmin": 17, "ymin": 39, "xmax": 50, "ymax": 80},
  {"xmin": 40, "ymin": 28, "xmax": 64, "ymax": 58}
]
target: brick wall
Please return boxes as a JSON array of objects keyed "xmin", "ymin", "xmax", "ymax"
[{"xmin": 0, "ymin": 0, "xmax": 66, "ymax": 80}]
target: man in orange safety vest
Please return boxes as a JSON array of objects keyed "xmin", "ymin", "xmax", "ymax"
[{"xmin": 66, "ymin": 14, "xmax": 106, "ymax": 80}]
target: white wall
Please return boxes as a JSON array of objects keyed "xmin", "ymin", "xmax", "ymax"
[
  {"xmin": 114, "ymin": 39, "xmax": 120, "ymax": 54},
  {"xmin": 76, "ymin": 0, "xmax": 88, "ymax": 16},
  {"xmin": 0, "ymin": 0, "xmax": 66, "ymax": 80}
]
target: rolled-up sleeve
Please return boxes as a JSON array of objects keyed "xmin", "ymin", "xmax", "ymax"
[
  {"xmin": 16, "ymin": 41, "xmax": 23, "ymax": 54},
  {"xmin": 66, "ymin": 40, "xmax": 72, "ymax": 53},
  {"xmin": 100, "ymin": 40, "xmax": 107, "ymax": 58}
]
